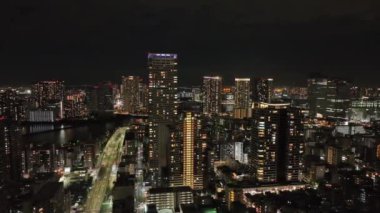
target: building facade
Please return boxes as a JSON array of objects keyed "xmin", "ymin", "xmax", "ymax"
[
  {"xmin": 251, "ymin": 103, "xmax": 304, "ymax": 183},
  {"xmin": 122, "ymin": 75, "xmax": 142, "ymax": 114},
  {"xmin": 252, "ymin": 78, "xmax": 273, "ymax": 103},
  {"xmin": 203, "ymin": 76, "xmax": 222, "ymax": 115},
  {"xmin": 234, "ymin": 78, "xmax": 251, "ymax": 119},
  {"xmin": 147, "ymin": 53, "xmax": 179, "ymax": 186}
]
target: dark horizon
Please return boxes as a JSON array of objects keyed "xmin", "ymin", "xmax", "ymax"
[{"xmin": 1, "ymin": 0, "xmax": 380, "ymax": 87}]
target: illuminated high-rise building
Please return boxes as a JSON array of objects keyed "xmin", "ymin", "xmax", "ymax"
[
  {"xmin": 183, "ymin": 112, "xmax": 206, "ymax": 190},
  {"xmin": 307, "ymin": 77, "xmax": 330, "ymax": 118},
  {"xmin": 147, "ymin": 53, "xmax": 178, "ymax": 186},
  {"xmin": 183, "ymin": 112, "xmax": 195, "ymax": 188},
  {"xmin": 168, "ymin": 123, "xmax": 183, "ymax": 187},
  {"xmin": 169, "ymin": 112, "xmax": 207, "ymax": 190},
  {"xmin": 221, "ymin": 86, "xmax": 235, "ymax": 116},
  {"xmin": 138, "ymin": 82, "xmax": 149, "ymax": 113},
  {"xmin": 32, "ymin": 81, "xmax": 64, "ymax": 107},
  {"xmin": 32, "ymin": 81, "xmax": 65, "ymax": 119},
  {"xmin": 251, "ymin": 103, "xmax": 304, "ymax": 183},
  {"xmin": 234, "ymin": 78, "xmax": 251, "ymax": 119},
  {"xmin": 64, "ymin": 89, "xmax": 88, "ymax": 119},
  {"xmin": 252, "ymin": 78, "xmax": 273, "ymax": 103},
  {"xmin": 122, "ymin": 75, "xmax": 141, "ymax": 114},
  {"xmin": 0, "ymin": 89, "xmax": 27, "ymax": 121},
  {"xmin": 202, "ymin": 76, "xmax": 222, "ymax": 115},
  {"xmin": 0, "ymin": 118, "xmax": 22, "ymax": 181}
]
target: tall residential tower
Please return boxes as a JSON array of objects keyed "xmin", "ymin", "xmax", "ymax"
[
  {"xmin": 234, "ymin": 78, "xmax": 251, "ymax": 119},
  {"xmin": 203, "ymin": 76, "xmax": 222, "ymax": 115},
  {"xmin": 251, "ymin": 103, "xmax": 304, "ymax": 183},
  {"xmin": 122, "ymin": 75, "xmax": 141, "ymax": 114},
  {"xmin": 147, "ymin": 53, "xmax": 178, "ymax": 186},
  {"xmin": 252, "ymin": 78, "xmax": 273, "ymax": 103}
]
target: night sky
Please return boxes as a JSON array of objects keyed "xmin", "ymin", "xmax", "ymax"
[{"xmin": 1, "ymin": 0, "xmax": 380, "ymax": 86}]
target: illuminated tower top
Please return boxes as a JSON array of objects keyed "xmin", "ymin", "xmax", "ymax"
[{"xmin": 148, "ymin": 53, "xmax": 178, "ymax": 121}]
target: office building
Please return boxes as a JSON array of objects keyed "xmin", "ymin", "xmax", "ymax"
[
  {"xmin": 234, "ymin": 78, "xmax": 251, "ymax": 119},
  {"xmin": 349, "ymin": 98, "xmax": 380, "ymax": 122},
  {"xmin": 251, "ymin": 103, "xmax": 304, "ymax": 183},
  {"xmin": 331, "ymin": 79, "xmax": 352, "ymax": 118},
  {"xmin": 308, "ymin": 76, "xmax": 351, "ymax": 118},
  {"xmin": 203, "ymin": 76, "xmax": 222, "ymax": 115},
  {"xmin": 87, "ymin": 82, "xmax": 114, "ymax": 114},
  {"xmin": 307, "ymin": 77, "xmax": 329, "ymax": 118}
]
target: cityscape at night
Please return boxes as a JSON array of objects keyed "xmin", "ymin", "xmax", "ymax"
[{"xmin": 1, "ymin": 1, "xmax": 380, "ymax": 213}]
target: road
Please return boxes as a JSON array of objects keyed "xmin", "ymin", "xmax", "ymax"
[{"xmin": 84, "ymin": 127, "xmax": 128, "ymax": 213}]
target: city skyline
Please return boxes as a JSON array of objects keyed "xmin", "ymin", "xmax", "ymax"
[
  {"xmin": 1, "ymin": 52, "xmax": 380, "ymax": 212},
  {"xmin": 0, "ymin": 54, "xmax": 377, "ymax": 88},
  {"xmin": 2, "ymin": 1, "xmax": 380, "ymax": 212},
  {"xmin": 0, "ymin": 54, "xmax": 379, "ymax": 87}
]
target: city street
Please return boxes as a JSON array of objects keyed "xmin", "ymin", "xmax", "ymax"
[{"xmin": 84, "ymin": 127, "xmax": 128, "ymax": 213}]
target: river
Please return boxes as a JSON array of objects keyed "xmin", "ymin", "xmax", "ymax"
[{"xmin": 21, "ymin": 122, "xmax": 119, "ymax": 146}]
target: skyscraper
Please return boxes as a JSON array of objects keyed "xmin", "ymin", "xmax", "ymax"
[
  {"xmin": 122, "ymin": 75, "xmax": 141, "ymax": 114},
  {"xmin": 87, "ymin": 82, "xmax": 114, "ymax": 115},
  {"xmin": 147, "ymin": 53, "xmax": 178, "ymax": 186},
  {"xmin": 308, "ymin": 77, "xmax": 351, "ymax": 118},
  {"xmin": 203, "ymin": 76, "xmax": 222, "ymax": 115},
  {"xmin": 169, "ymin": 112, "xmax": 207, "ymax": 190},
  {"xmin": 221, "ymin": 86, "xmax": 235, "ymax": 116},
  {"xmin": 234, "ymin": 78, "xmax": 251, "ymax": 119},
  {"xmin": 183, "ymin": 112, "xmax": 196, "ymax": 188},
  {"xmin": 307, "ymin": 77, "xmax": 330, "ymax": 118},
  {"xmin": 252, "ymin": 78, "xmax": 273, "ymax": 103},
  {"xmin": 64, "ymin": 89, "xmax": 88, "ymax": 119},
  {"xmin": 0, "ymin": 118, "xmax": 22, "ymax": 181},
  {"xmin": 32, "ymin": 81, "xmax": 64, "ymax": 119},
  {"xmin": 0, "ymin": 89, "xmax": 27, "ymax": 122},
  {"xmin": 138, "ymin": 82, "xmax": 149, "ymax": 113},
  {"xmin": 32, "ymin": 81, "xmax": 64, "ymax": 107},
  {"xmin": 251, "ymin": 103, "xmax": 304, "ymax": 183},
  {"xmin": 148, "ymin": 53, "xmax": 178, "ymax": 120}
]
